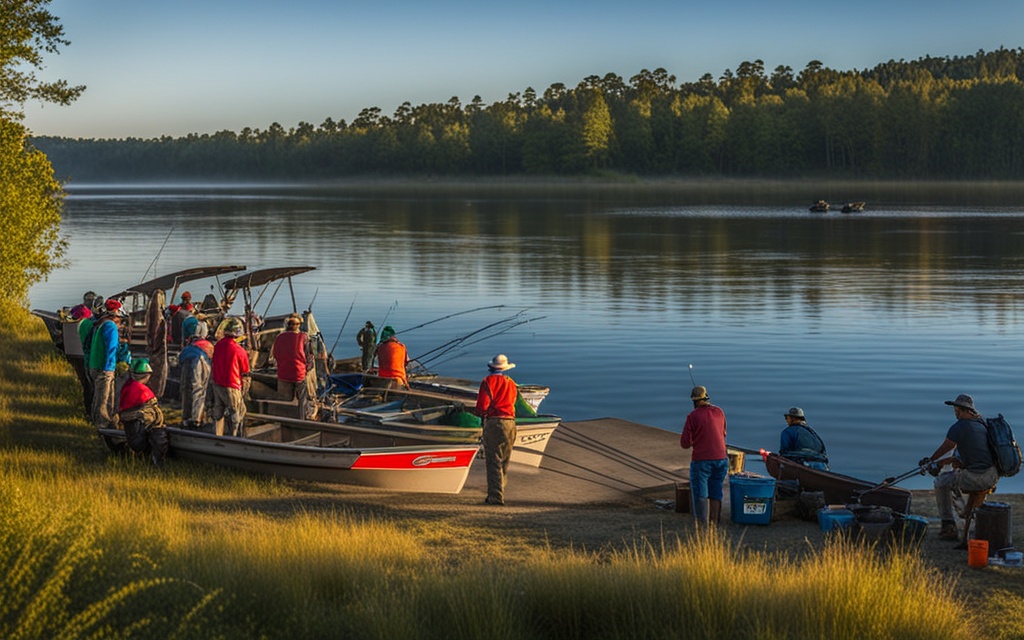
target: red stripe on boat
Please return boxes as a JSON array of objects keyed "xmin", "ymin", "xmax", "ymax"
[{"xmin": 350, "ymin": 449, "xmax": 477, "ymax": 470}]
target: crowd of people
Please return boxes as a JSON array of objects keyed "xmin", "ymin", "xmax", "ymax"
[{"xmin": 62, "ymin": 289, "xmax": 1004, "ymax": 531}]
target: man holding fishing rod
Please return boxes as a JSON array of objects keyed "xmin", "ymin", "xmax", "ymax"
[
  {"xmin": 919, "ymin": 394, "xmax": 998, "ymax": 541},
  {"xmin": 476, "ymin": 354, "xmax": 520, "ymax": 506},
  {"xmin": 680, "ymin": 385, "xmax": 728, "ymax": 526}
]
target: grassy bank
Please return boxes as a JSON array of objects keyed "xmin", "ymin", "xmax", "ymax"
[{"xmin": 0, "ymin": 301, "xmax": 1017, "ymax": 639}]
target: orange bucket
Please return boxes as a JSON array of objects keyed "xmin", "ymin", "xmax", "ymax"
[{"xmin": 968, "ymin": 539, "xmax": 989, "ymax": 568}]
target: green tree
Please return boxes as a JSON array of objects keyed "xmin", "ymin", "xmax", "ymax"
[
  {"xmin": 1, "ymin": 0, "xmax": 79, "ymax": 301},
  {"xmin": 1, "ymin": 0, "xmax": 85, "ymax": 119},
  {"xmin": 0, "ymin": 119, "xmax": 66, "ymax": 301}
]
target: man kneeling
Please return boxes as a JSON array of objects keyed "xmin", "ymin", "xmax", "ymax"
[{"xmin": 119, "ymin": 358, "xmax": 169, "ymax": 466}]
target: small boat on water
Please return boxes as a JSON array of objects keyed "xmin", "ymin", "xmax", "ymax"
[
  {"xmin": 809, "ymin": 200, "xmax": 830, "ymax": 213},
  {"xmin": 761, "ymin": 451, "xmax": 912, "ymax": 513},
  {"xmin": 98, "ymin": 420, "xmax": 480, "ymax": 494},
  {"xmin": 841, "ymin": 201, "xmax": 866, "ymax": 213}
]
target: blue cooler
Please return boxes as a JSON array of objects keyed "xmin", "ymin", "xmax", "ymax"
[
  {"xmin": 818, "ymin": 507, "xmax": 856, "ymax": 533},
  {"xmin": 729, "ymin": 476, "xmax": 776, "ymax": 525}
]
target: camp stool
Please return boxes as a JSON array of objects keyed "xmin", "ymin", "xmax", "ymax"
[{"xmin": 960, "ymin": 487, "xmax": 995, "ymax": 547}]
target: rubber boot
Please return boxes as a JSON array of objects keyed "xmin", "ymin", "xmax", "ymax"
[
  {"xmin": 691, "ymin": 496, "xmax": 709, "ymax": 525},
  {"xmin": 709, "ymin": 499, "xmax": 722, "ymax": 526},
  {"xmin": 938, "ymin": 520, "xmax": 959, "ymax": 540}
]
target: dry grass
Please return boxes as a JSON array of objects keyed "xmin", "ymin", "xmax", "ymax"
[{"xmin": 1, "ymin": 301, "xmax": 1021, "ymax": 639}]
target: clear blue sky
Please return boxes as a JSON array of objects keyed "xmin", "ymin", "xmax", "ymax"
[{"xmin": 21, "ymin": 0, "xmax": 1024, "ymax": 139}]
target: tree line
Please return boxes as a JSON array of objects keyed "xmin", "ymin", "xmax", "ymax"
[{"xmin": 32, "ymin": 47, "xmax": 1024, "ymax": 181}]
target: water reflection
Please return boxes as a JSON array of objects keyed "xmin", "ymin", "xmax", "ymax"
[{"xmin": 34, "ymin": 186, "xmax": 1024, "ymax": 491}]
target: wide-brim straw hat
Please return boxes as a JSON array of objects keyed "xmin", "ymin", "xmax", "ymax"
[{"xmin": 488, "ymin": 354, "xmax": 516, "ymax": 371}]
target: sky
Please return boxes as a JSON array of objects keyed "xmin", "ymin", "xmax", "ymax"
[{"xmin": 20, "ymin": 0, "xmax": 1024, "ymax": 139}]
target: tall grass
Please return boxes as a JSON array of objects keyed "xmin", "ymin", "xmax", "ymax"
[{"xmin": 2, "ymin": 301, "xmax": 1018, "ymax": 639}]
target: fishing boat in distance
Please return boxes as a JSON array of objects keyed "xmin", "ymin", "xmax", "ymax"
[
  {"xmin": 809, "ymin": 200, "xmax": 830, "ymax": 213},
  {"xmin": 841, "ymin": 201, "xmax": 866, "ymax": 213},
  {"xmin": 98, "ymin": 421, "xmax": 480, "ymax": 494},
  {"xmin": 760, "ymin": 450, "xmax": 912, "ymax": 513}
]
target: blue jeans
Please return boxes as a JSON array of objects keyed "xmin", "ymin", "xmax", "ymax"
[{"xmin": 690, "ymin": 458, "xmax": 729, "ymax": 501}]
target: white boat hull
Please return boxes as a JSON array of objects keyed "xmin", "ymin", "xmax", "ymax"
[{"xmin": 99, "ymin": 426, "xmax": 479, "ymax": 494}]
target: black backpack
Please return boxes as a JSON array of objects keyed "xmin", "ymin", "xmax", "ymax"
[{"xmin": 985, "ymin": 414, "xmax": 1022, "ymax": 477}]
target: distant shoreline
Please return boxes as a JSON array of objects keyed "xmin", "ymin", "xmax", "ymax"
[{"xmin": 60, "ymin": 176, "xmax": 1024, "ymax": 207}]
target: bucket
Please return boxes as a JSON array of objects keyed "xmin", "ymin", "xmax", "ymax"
[
  {"xmin": 675, "ymin": 482, "xmax": 691, "ymax": 513},
  {"xmin": 968, "ymin": 539, "xmax": 989, "ymax": 568},
  {"xmin": 729, "ymin": 476, "xmax": 776, "ymax": 525},
  {"xmin": 974, "ymin": 502, "xmax": 1012, "ymax": 556},
  {"xmin": 848, "ymin": 504, "xmax": 894, "ymax": 542},
  {"xmin": 727, "ymin": 450, "xmax": 745, "ymax": 474}
]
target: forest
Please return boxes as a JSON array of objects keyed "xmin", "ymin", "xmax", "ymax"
[{"xmin": 31, "ymin": 48, "xmax": 1024, "ymax": 181}]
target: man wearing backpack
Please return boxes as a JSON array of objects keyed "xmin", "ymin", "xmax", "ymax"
[{"xmin": 919, "ymin": 394, "xmax": 999, "ymax": 541}]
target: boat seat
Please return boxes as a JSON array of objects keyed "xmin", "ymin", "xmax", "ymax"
[{"xmin": 961, "ymin": 487, "xmax": 995, "ymax": 545}]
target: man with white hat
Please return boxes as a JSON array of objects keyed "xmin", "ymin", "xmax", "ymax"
[
  {"xmin": 475, "ymin": 354, "xmax": 519, "ymax": 506},
  {"xmin": 919, "ymin": 393, "xmax": 998, "ymax": 541}
]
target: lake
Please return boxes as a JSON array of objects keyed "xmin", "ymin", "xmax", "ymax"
[{"xmin": 29, "ymin": 183, "xmax": 1024, "ymax": 492}]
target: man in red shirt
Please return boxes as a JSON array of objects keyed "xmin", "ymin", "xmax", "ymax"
[
  {"xmin": 680, "ymin": 385, "xmax": 728, "ymax": 526},
  {"xmin": 119, "ymin": 358, "xmax": 168, "ymax": 466},
  {"xmin": 374, "ymin": 325, "xmax": 409, "ymax": 389},
  {"xmin": 475, "ymin": 354, "xmax": 519, "ymax": 506},
  {"xmin": 273, "ymin": 314, "xmax": 315, "ymax": 420},
  {"xmin": 211, "ymin": 317, "xmax": 251, "ymax": 436}
]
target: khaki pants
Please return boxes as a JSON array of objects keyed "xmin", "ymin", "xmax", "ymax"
[
  {"xmin": 934, "ymin": 466, "xmax": 999, "ymax": 521},
  {"xmin": 211, "ymin": 384, "xmax": 246, "ymax": 437},
  {"xmin": 89, "ymin": 368, "xmax": 116, "ymax": 429},
  {"xmin": 482, "ymin": 417, "xmax": 517, "ymax": 504}
]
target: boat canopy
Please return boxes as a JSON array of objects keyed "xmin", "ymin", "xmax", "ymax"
[
  {"xmin": 112, "ymin": 265, "xmax": 247, "ymax": 298},
  {"xmin": 222, "ymin": 266, "xmax": 316, "ymax": 291}
]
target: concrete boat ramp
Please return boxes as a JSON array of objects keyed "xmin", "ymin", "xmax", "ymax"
[{"xmin": 464, "ymin": 417, "xmax": 694, "ymax": 506}]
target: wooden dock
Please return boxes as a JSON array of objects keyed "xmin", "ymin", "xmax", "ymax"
[{"xmin": 463, "ymin": 417, "xmax": 692, "ymax": 506}]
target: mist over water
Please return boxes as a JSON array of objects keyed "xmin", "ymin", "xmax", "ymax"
[{"xmin": 32, "ymin": 185, "xmax": 1024, "ymax": 492}]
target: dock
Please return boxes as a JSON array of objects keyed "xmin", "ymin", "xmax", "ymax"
[{"xmin": 465, "ymin": 417, "xmax": 692, "ymax": 506}]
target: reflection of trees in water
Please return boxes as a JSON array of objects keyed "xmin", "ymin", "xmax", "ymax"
[{"xmin": 64, "ymin": 191, "xmax": 1024, "ymax": 328}]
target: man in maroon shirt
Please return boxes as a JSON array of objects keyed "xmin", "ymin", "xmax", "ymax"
[
  {"xmin": 272, "ymin": 314, "xmax": 315, "ymax": 419},
  {"xmin": 475, "ymin": 354, "xmax": 519, "ymax": 506},
  {"xmin": 680, "ymin": 385, "xmax": 728, "ymax": 526},
  {"xmin": 211, "ymin": 318, "xmax": 251, "ymax": 436}
]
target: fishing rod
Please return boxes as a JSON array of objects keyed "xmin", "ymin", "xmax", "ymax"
[
  {"xmin": 411, "ymin": 310, "xmax": 528, "ymax": 362},
  {"xmin": 305, "ymin": 288, "xmax": 319, "ymax": 314},
  {"xmin": 140, "ymin": 226, "xmax": 175, "ymax": 283},
  {"xmin": 419, "ymin": 316, "xmax": 542, "ymax": 366},
  {"xmin": 419, "ymin": 316, "xmax": 547, "ymax": 368},
  {"xmin": 329, "ymin": 295, "xmax": 357, "ymax": 356},
  {"xmin": 397, "ymin": 304, "xmax": 510, "ymax": 334},
  {"xmin": 688, "ymin": 363, "xmax": 697, "ymax": 387},
  {"xmin": 379, "ymin": 300, "xmax": 399, "ymax": 330}
]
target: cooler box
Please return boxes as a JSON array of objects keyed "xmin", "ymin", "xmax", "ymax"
[
  {"xmin": 818, "ymin": 507, "xmax": 856, "ymax": 533},
  {"xmin": 729, "ymin": 476, "xmax": 776, "ymax": 525}
]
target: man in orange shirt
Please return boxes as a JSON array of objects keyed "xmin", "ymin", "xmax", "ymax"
[
  {"xmin": 475, "ymin": 354, "xmax": 519, "ymax": 506},
  {"xmin": 374, "ymin": 325, "xmax": 409, "ymax": 389}
]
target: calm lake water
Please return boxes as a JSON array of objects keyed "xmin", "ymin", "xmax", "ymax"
[{"xmin": 29, "ymin": 184, "xmax": 1024, "ymax": 492}]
